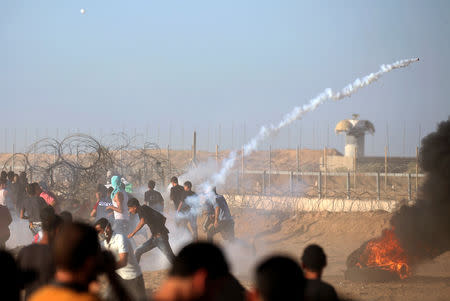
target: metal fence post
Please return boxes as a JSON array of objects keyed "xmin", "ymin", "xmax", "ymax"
[
  {"xmin": 376, "ymin": 172, "xmax": 380, "ymax": 200},
  {"xmin": 318, "ymin": 171, "xmax": 322, "ymax": 199},
  {"xmin": 290, "ymin": 171, "xmax": 294, "ymax": 196}
]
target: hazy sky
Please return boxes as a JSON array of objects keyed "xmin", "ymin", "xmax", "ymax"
[{"xmin": 2, "ymin": 1, "xmax": 449, "ymax": 156}]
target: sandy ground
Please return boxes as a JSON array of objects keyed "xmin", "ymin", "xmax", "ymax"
[{"xmin": 141, "ymin": 208, "xmax": 450, "ymax": 301}]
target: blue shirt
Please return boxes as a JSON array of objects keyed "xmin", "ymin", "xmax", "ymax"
[{"xmin": 215, "ymin": 195, "xmax": 233, "ymax": 221}]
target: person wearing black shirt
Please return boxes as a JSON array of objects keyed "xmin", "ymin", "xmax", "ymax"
[
  {"xmin": 144, "ymin": 180, "xmax": 164, "ymax": 213},
  {"xmin": 20, "ymin": 183, "xmax": 48, "ymax": 236},
  {"xmin": 301, "ymin": 244, "xmax": 339, "ymax": 301},
  {"xmin": 127, "ymin": 198, "xmax": 175, "ymax": 263},
  {"xmin": 169, "ymin": 176, "xmax": 184, "ymax": 211},
  {"xmin": 176, "ymin": 181, "xmax": 198, "ymax": 240}
]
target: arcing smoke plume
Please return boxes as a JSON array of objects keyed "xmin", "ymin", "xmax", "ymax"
[
  {"xmin": 391, "ymin": 118, "xmax": 450, "ymax": 262},
  {"xmin": 201, "ymin": 58, "xmax": 419, "ymax": 194},
  {"xmin": 177, "ymin": 58, "xmax": 420, "ymax": 216}
]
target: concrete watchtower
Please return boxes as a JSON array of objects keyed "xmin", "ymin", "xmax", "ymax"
[{"xmin": 335, "ymin": 114, "xmax": 375, "ymax": 158}]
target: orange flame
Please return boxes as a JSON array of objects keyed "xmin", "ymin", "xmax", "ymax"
[{"xmin": 358, "ymin": 228, "xmax": 410, "ymax": 279}]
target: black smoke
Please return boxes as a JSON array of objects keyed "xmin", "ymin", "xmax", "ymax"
[{"xmin": 391, "ymin": 117, "xmax": 450, "ymax": 262}]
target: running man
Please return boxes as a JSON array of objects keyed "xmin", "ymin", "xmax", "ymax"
[
  {"xmin": 127, "ymin": 198, "xmax": 175, "ymax": 263},
  {"xmin": 207, "ymin": 187, "xmax": 235, "ymax": 242}
]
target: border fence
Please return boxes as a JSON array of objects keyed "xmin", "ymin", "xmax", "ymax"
[
  {"xmin": 224, "ymin": 170, "xmax": 424, "ymax": 201},
  {"xmin": 0, "ymin": 131, "xmax": 425, "ymax": 204}
]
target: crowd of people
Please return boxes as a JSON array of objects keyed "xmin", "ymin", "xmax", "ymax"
[{"xmin": 0, "ymin": 172, "xmax": 339, "ymax": 301}]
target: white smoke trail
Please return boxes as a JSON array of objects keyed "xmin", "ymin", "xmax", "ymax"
[
  {"xmin": 201, "ymin": 58, "xmax": 419, "ymax": 193},
  {"xmin": 171, "ymin": 58, "xmax": 419, "ymax": 237}
]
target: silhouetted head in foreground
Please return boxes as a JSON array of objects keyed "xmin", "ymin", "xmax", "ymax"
[
  {"xmin": 154, "ymin": 241, "xmax": 246, "ymax": 301},
  {"xmin": 170, "ymin": 241, "xmax": 229, "ymax": 279},
  {"xmin": 53, "ymin": 222, "xmax": 101, "ymax": 286},
  {"xmin": 249, "ymin": 255, "xmax": 305, "ymax": 301},
  {"xmin": 301, "ymin": 244, "xmax": 327, "ymax": 279}
]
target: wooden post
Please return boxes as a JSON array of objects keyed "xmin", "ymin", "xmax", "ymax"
[
  {"xmin": 415, "ymin": 146, "xmax": 419, "ymax": 194},
  {"xmin": 408, "ymin": 173, "xmax": 412, "ymax": 201},
  {"xmin": 346, "ymin": 172, "xmax": 350, "ymax": 199},
  {"xmin": 376, "ymin": 172, "xmax": 380, "ymax": 200}
]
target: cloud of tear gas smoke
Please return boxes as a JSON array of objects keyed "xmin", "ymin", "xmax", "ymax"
[{"xmin": 391, "ymin": 117, "xmax": 450, "ymax": 263}]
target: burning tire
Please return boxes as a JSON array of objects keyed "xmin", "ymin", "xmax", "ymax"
[{"xmin": 346, "ymin": 228, "xmax": 410, "ymax": 281}]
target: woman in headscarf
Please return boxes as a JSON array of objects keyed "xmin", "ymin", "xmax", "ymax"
[{"xmin": 106, "ymin": 176, "xmax": 129, "ymax": 236}]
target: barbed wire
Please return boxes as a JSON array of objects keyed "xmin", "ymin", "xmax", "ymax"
[{"xmin": 2, "ymin": 133, "xmax": 172, "ymax": 204}]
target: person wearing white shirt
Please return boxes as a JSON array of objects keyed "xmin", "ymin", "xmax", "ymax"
[
  {"xmin": 106, "ymin": 191, "xmax": 130, "ymax": 236},
  {"xmin": 95, "ymin": 218, "xmax": 146, "ymax": 301}
]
